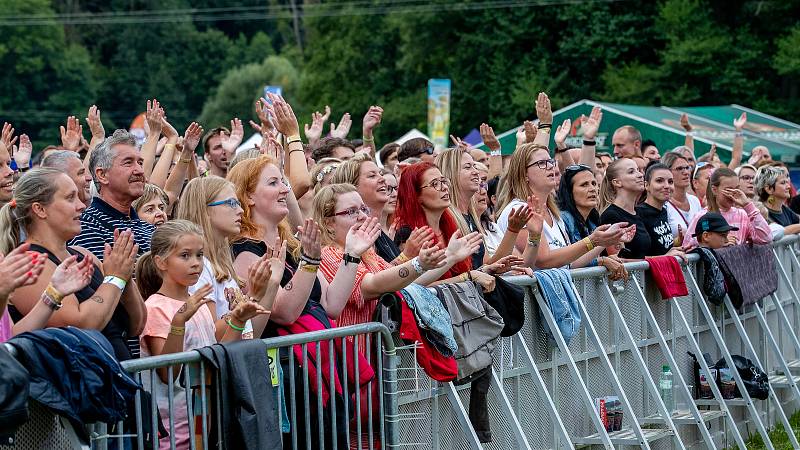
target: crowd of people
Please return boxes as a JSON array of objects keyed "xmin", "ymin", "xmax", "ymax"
[{"xmin": 0, "ymin": 91, "xmax": 798, "ymax": 448}]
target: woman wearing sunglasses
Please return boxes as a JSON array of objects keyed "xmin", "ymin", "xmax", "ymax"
[
  {"xmin": 661, "ymin": 151, "xmax": 703, "ymax": 244},
  {"xmin": 176, "ymin": 176, "xmax": 277, "ymax": 338},
  {"xmin": 557, "ymin": 164, "xmax": 628, "ymax": 278},
  {"xmin": 692, "ymin": 162, "xmax": 714, "ymax": 207},
  {"xmin": 381, "ymin": 169, "xmax": 399, "ymax": 238},
  {"xmin": 496, "ymin": 143, "xmax": 626, "ymax": 269}
]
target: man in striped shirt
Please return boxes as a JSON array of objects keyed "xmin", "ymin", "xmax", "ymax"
[{"xmin": 69, "ymin": 129, "xmax": 152, "ymax": 358}]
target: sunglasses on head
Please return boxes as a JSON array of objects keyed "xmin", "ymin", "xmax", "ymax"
[{"xmin": 417, "ymin": 147, "xmax": 435, "ymax": 156}]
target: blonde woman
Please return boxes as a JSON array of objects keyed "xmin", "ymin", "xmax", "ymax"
[{"xmin": 496, "ymin": 143, "xmax": 626, "ymax": 269}]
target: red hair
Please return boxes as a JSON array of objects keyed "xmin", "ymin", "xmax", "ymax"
[{"xmin": 394, "ymin": 162, "xmax": 472, "ymax": 278}]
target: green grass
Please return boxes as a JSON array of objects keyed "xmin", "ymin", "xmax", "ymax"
[{"xmin": 732, "ymin": 409, "xmax": 800, "ymax": 449}]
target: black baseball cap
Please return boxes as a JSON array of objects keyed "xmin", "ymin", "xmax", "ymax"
[{"xmin": 693, "ymin": 212, "xmax": 739, "ymax": 237}]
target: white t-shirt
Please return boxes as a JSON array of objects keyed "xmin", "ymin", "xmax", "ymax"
[
  {"xmin": 498, "ymin": 199, "xmax": 569, "ymax": 269},
  {"xmin": 189, "ymin": 257, "xmax": 253, "ymax": 338},
  {"xmin": 483, "ymin": 222, "xmax": 504, "ymax": 257},
  {"xmin": 665, "ymin": 194, "xmax": 702, "ymax": 240}
]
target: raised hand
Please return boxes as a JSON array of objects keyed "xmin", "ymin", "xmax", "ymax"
[
  {"xmin": 449, "ymin": 134, "xmax": 470, "ymax": 151},
  {"xmin": 221, "ymin": 118, "xmax": 244, "ymax": 154},
  {"xmin": 554, "ymin": 118, "xmax": 571, "ymax": 149},
  {"xmin": 680, "ymin": 113, "xmax": 692, "ymax": 132},
  {"xmin": 102, "ymin": 229, "xmax": 139, "ymax": 281},
  {"xmin": 417, "ymin": 241, "xmax": 446, "ymax": 270},
  {"xmin": 145, "ymin": 99, "xmax": 164, "ymax": 138},
  {"xmin": 581, "ymin": 106, "xmax": 603, "ymax": 140},
  {"xmin": 523, "ymin": 120, "xmax": 537, "ymax": 143},
  {"xmin": 330, "ymin": 113, "xmax": 352, "ymax": 139},
  {"xmin": 525, "ymin": 195, "xmax": 545, "ymax": 236},
  {"xmin": 250, "ymin": 97, "xmax": 275, "ymax": 138},
  {"xmin": 86, "ymin": 105, "xmax": 105, "ymax": 142},
  {"xmin": 535, "ymin": 92, "xmax": 553, "ymax": 125},
  {"xmin": 445, "ymin": 230, "xmax": 483, "ymax": 263},
  {"xmin": 362, "ymin": 106, "xmax": 383, "ymax": 134},
  {"xmin": 304, "ymin": 110, "xmax": 326, "ymax": 144},
  {"xmin": 267, "ymin": 94, "xmax": 300, "ymax": 137},
  {"xmin": 230, "ymin": 299, "xmax": 271, "ymax": 323},
  {"xmin": 297, "ymin": 218, "xmax": 321, "ymax": 259},
  {"xmin": 161, "ymin": 115, "xmax": 179, "ymax": 142},
  {"xmin": 0, "ymin": 122, "xmax": 17, "ymax": 150},
  {"xmin": 507, "ymin": 205, "xmax": 534, "ymax": 233},
  {"xmin": 60, "ymin": 116, "xmax": 83, "ymax": 151},
  {"xmin": 267, "ymin": 237, "xmax": 287, "ymax": 282},
  {"xmin": 173, "ymin": 284, "xmax": 213, "ymax": 324},
  {"xmin": 183, "ymin": 122, "xmax": 204, "ymax": 152},
  {"xmin": 479, "ymin": 123, "xmax": 500, "ymax": 152},
  {"xmin": 733, "ymin": 112, "xmax": 747, "ymax": 132},
  {"xmin": 247, "ymin": 253, "xmax": 273, "ymax": 300},
  {"xmin": 401, "ymin": 226, "xmax": 435, "ymax": 258},
  {"xmin": 0, "ymin": 244, "xmax": 45, "ymax": 299},
  {"xmin": 51, "ymin": 254, "xmax": 95, "ymax": 297},
  {"xmin": 15, "ymin": 134, "xmax": 32, "ymax": 169},
  {"xmin": 344, "ymin": 217, "xmax": 381, "ymax": 257},
  {"xmin": 708, "ymin": 143, "xmax": 717, "ymax": 161},
  {"xmin": 722, "ymin": 187, "xmax": 749, "ymax": 207}
]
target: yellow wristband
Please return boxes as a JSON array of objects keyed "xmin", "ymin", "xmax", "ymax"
[
  {"xmin": 45, "ymin": 284, "xmax": 64, "ymax": 303},
  {"xmin": 169, "ymin": 325, "xmax": 185, "ymax": 336},
  {"xmin": 583, "ymin": 237, "xmax": 595, "ymax": 252}
]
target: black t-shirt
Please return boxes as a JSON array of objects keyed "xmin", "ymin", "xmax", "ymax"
[
  {"xmin": 463, "ymin": 214, "xmax": 486, "ymax": 269},
  {"xmin": 230, "ymin": 239, "xmax": 325, "ymax": 338},
  {"xmin": 635, "ymin": 203, "xmax": 673, "ymax": 256},
  {"xmin": 768, "ymin": 204, "xmax": 800, "ymax": 227},
  {"xmin": 599, "ymin": 204, "xmax": 651, "ymax": 260},
  {"xmin": 374, "ymin": 231, "xmax": 400, "ymax": 264}
]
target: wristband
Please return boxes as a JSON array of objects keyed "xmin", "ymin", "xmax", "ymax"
[
  {"xmin": 45, "ymin": 283, "xmax": 65, "ymax": 303},
  {"xmin": 286, "ymin": 134, "xmax": 301, "ymax": 142},
  {"xmin": 289, "ymin": 149, "xmax": 305, "ymax": 155},
  {"xmin": 103, "ymin": 275, "xmax": 127, "ymax": 292},
  {"xmin": 169, "ymin": 325, "xmax": 186, "ymax": 336},
  {"xmin": 299, "ymin": 261, "xmax": 319, "ymax": 273},
  {"xmin": 582, "ymin": 139, "xmax": 596, "ymax": 146},
  {"xmin": 395, "ymin": 252, "xmax": 409, "ymax": 264},
  {"xmin": 226, "ymin": 318, "xmax": 246, "ymax": 332},
  {"xmin": 583, "ymin": 236, "xmax": 595, "ymax": 252},
  {"xmin": 490, "ymin": 149, "xmax": 501, "ymax": 157},
  {"xmin": 537, "ymin": 123, "xmax": 552, "ymax": 130},
  {"xmin": 538, "ymin": 128, "xmax": 551, "ymax": 135},
  {"xmin": 180, "ymin": 158, "xmax": 192, "ymax": 164},
  {"xmin": 410, "ymin": 257, "xmax": 425, "ymax": 274},
  {"xmin": 734, "ymin": 131, "xmax": 744, "ymax": 138},
  {"xmin": 300, "ymin": 253, "xmax": 321, "ymax": 265},
  {"xmin": 343, "ymin": 253, "xmax": 361, "ymax": 266},
  {"xmin": 686, "ymin": 131, "xmax": 694, "ymax": 136},
  {"xmin": 527, "ymin": 235, "xmax": 541, "ymax": 246},
  {"xmin": 164, "ymin": 143, "xmax": 177, "ymax": 153},
  {"xmin": 41, "ymin": 292, "xmax": 62, "ymax": 310},
  {"xmin": 362, "ymin": 136, "xmax": 375, "ymax": 143}
]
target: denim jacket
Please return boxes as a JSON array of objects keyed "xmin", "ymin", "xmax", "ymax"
[
  {"xmin": 534, "ymin": 269, "xmax": 582, "ymax": 345},
  {"xmin": 561, "ymin": 210, "xmax": 599, "ymax": 266}
]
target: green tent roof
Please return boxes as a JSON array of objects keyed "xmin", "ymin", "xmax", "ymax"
[{"xmin": 479, "ymin": 100, "xmax": 800, "ymax": 165}]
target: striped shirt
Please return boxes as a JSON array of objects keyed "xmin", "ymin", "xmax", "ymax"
[{"xmin": 68, "ymin": 196, "xmax": 155, "ymax": 358}]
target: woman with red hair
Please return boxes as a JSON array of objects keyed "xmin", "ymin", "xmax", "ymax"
[{"xmin": 393, "ymin": 162, "xmax": 499, "ymax": 289}]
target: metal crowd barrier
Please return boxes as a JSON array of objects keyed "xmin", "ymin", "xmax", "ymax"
[
  {"xmin": 7, "ymin": 237, "xmax": 800, "ymax": 450},
  {"xmin": 393, "ymin": 235, "xmax": 800, "ymax": 449}
]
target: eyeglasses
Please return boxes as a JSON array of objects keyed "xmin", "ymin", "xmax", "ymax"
[
  {"xmin": 331, "ymin": 205, "xmax": 371, "ymax": 218},
  {"xmin": 207, "ymin": 198, "xmax": 241, "ymax": 209},
  {"xmin": 420, "ymin": 178, "xmax": 450, "ymax": 191},
  {"xmin": 386, "ymin": 185, "xmax": 398, "ymax": 194},
  {"xmin": 693, "ymin": 162, "xmax": 710, "ymax": 179},
  {"xmin": 739, "ymin": 175, "xmax": 755, "ymax": 182},
  {"xmin": 527, "ymin": 158, "xmax": 556, "ymax": 170},
  {"xmin": 672, "ymin": 165, "xmax": 692, "ymax": 173},
  {"xmin": 565, "ymin": 164, "xmax": 591, "ymax": 172}
]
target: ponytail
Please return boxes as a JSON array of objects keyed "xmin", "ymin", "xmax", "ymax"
[
  {"xmin": 134, "ymin": 251, "xmax": 161, "ymax": 300},
  {"xmin": 0, "ymin": 203, "xmax": 21, "ymax": 255}
]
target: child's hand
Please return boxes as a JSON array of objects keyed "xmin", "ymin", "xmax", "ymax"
[{"xmin": 173, "ymin": 284, "xmax": 213, "ymax": 325}]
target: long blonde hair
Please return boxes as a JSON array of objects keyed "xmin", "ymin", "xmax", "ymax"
[
  {"xmin": 435, "ymin": 148, "xmax": 485, "ymax": 236},
  {"xmin": 227, "ymin": 155, "xmax": 300, "ymax": 257},
  {"xmin": 598, "ymin": 159, "xmax": 628, "ymax": 212},
  {"xmin": 135, "ymin": 220, "xmax": 204, "ymax": 300},
  {"xmin": 175, "ymin": 176, "xmax": 241, "ymax": 284},
  {"xmin": 0, "ymin": 168, "xmax": 65, "ymax": 255},
  {"xmin": 496, "ymin": 143, "xmax": 559, "ymax": 218}
]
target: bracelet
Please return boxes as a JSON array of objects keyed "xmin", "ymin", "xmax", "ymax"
[
  {"xmin": 362, "ymin": 136, "xmax": 375, "ymax": 143},
  {"xmin": 300, "ymin": 253, "xmax": 321, "ymax": 265},
  {"xmin": 527, "ymin": 233, "xmax": 541, "ymax": 246},
  {"xmin": 395, "ymin": 252, "xmax": 409, "ymax": 264},
  {"xmin": 180, "ymin": 158, "xmax": 192, "ymax": 163},
  {"xmin": 226, "ymin": 318, "xmax": 246, "ymax": 332},
  {"xmin": 286, "ymin": 134, "xmax": 302, "ymax": 142},
  {"xmin": 460, "ymin": 273, "xmax": 469, "ymax": 282},
  {"xmin": 583, "ymin": 237, "xmax": 595, "ymax": 252},
  {"xmin": 537, "ymin": 123, "xmax": 552, "ymax": 130},
  {"xmin": 41, "ymin": 292, "xmax": 62, "ymax": 310},
  {"xmin": 299, "ymin": 262, "xmax": 319, "ymax": 273},
  {"xmin": 582, "ymin": 139, "xmax": 596, "ymax": 146},
  {"xmin": 555, "ymin": 146, "xmax": 568, "ymax": 154},
  {"xmin": 169, "ymin": 325, "xmax": 186, "ymax": 336},
  {"xmin": 164, "ymin": 143, "xmax": 177, "ymax": 153},
  {"xmin": 45, "ymin": 283, "xmax": 64, "ymax": 303},
  {"xmin": 103, "ymin": 275, "xmax": 127, "ymax": 292},
  {"xmin": 289, "ymin": 149, "xmax": 305, "ymax": 155},
  {"xmin": 508, "ymin": 225, "xmax": 522, "ymax": 233},
  {"xmin": 686, "ymin": 130, "xmax": 694, "ymax": 136},
  {"xmin": 490, "ymin": 149, "xmax": 501, "ymax": 157},
  {"xmin": 538, "ymin": 128, "xmax": 551, "ymax": 135},
  {"xmin": 410, "ymin": 257, "xmax": 425, "ymax": 274},
  {"xmin": 734, "ymin": 131, "xmax": 744, "ymax": 138}
]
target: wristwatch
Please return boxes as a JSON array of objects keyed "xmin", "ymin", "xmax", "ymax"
[{"xmin": 343, "ymin": 253, "xmax": 362, "ymax": 266}]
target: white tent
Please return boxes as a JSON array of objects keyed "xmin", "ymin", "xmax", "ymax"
[{"xmin": 393, "ymin": 128, "xmax": 430, "ymax": 145}]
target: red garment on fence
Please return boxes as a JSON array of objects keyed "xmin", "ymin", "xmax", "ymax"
[
  {"xmin": 398, "ymin": 297, "xmax": 457, "ymax": 382},
  {"xmin": 645, "ymin": 256, "xmax": 689, "ymax": 299},
  {"xmin": 276, "ymin": 314, "xmax": 374, "ymax": 406}
]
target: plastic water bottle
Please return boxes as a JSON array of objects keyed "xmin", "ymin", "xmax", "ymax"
[{"xmin": 659, "ymin": 365, "xmax": 674, "ymax": 412}]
